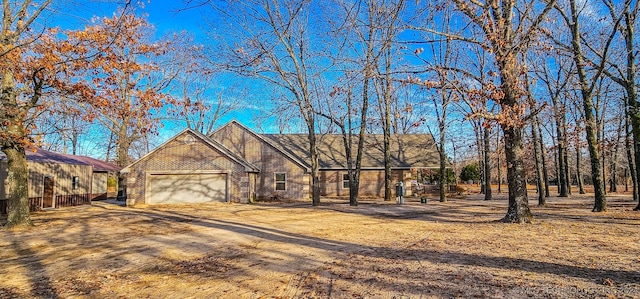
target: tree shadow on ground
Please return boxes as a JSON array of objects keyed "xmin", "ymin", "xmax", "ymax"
[{"xmin": 146, "ymin": 208, "xmax": 640, "ymax": 286}]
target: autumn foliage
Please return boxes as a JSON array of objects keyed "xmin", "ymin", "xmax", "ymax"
[{"xmin": 1, "ymin": 5, "xmax": 177, "ymax": 226}]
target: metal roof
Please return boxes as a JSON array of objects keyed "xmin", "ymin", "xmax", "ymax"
[{"xmin": 0, "ymin": 148, "xmax": 121, "ymax": 172}]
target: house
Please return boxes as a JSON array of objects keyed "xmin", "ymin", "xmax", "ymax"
[
  {"xmin": 121, "ymin": 120, "xmax": 440, "ymax": 206},
  {"xmin": 0, "ymin": 148, "xmax": 121, "ymax": 214}
]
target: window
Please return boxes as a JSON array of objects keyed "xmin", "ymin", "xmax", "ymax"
[
  {"xmin": 275, "ymin": 173, "xmax": 286, "ymax": 191},
  {"xmin": 342, "ymin": 173, "xmax": 350, "ymax": 189},
  {"xmin": 72, "ymin": 176, "xmax": 80, "ymax": 190}
]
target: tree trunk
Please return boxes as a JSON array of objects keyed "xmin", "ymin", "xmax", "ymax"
[
  {"xmin": 483, "ymin": 126, "xmax": 492, "ymax": 200},
  {"xmin": 439, "ymin": 140, "xmax": 447, "ymax": 203},
  {"xmin": 610, "ymin": 116, "xmax": 623, "ymax": 193},
  {"xmin": 532, "ymin": 116, "xmax": 546, "ymax": 206},
  {"xmin": 626, "ymin": 113, "xmax": 638, "ymax": 201},
  {"xmin": 1, "ymin": 66, "xmax": 33, "ymax": 227},
  {"xmin": 554, "ymin": 104, "xmax": 569, "ymax": 197},
  {"xmin": 3, "ymin": 145, "xmax": 33, "ymax": 227},
  {"xmin": 501, "ymin": 125, "xmax": 533, "ymax": 223},
  {"xmin": 565, "ymin": 145, "xmax": 572, "ymax": 195},
  {"xmin": 382, "ymin": 49, "xmax": 393, "ymax": 202},
  {"xmin": 438, "ymin": 91, "xmax": 449, "ymax": 203},
  {"xmin": 537, "ymin": 115, "xmax": 551, "ymax": 197},
  {"xmin": 569, "ymin": 0, "xmax": 606, "ymax": 211},
  {"xmin": 476, "ymin": 124, "xmax": 485, "ymax": 194},
  {"xmin": 309, "ymin": 130, "xmax": 321, "ymax": 206},
  {"xmin": 526, "ymin": 74, "xmax": 544, "ymax": 205},
  {"xmin": 497, "ymin": 131, "xmax": 502, "ymax": 194},
  {"xmin": 496, "ymin": 53, "xmax": 532, "ymax": 223},
  {"xmin": 576, "ymin": 142, "xmax": 586, "ymax": 194},
  {"xmin": 116, "ymin": 128, "xmax": 132, "ymax": 167}
]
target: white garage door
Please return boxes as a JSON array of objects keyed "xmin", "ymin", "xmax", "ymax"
[{"xmin": 147, "ymin": 173, "xmax": 227, "ymax": 204}]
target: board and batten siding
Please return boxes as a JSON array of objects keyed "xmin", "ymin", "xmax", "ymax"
[
  {"xmin": 0, "ymin": 162, "xmax": 92, "ymax": 198},
  {"xmin": 125, "ymin": 131, "xmax": 251, "ymax": 206},
  {"xmin": 91, "ymin": 172, "xmax": 109, "ymax": 200},
  {"xmin": 212, "ymin": 122, "xmax": 310, "ymax": 201}
]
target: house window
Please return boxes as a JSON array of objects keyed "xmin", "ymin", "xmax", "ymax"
[
  {"xmin": 342, "ymin": 173, "xmax": 350, "ymax": 189},
  {"xmin": 275, "ymin": 173, "xmax": 286, "ymax": 191},
  {"xmin": 72, "ymin": 176, "xmax": 79, "ymax": 190}
]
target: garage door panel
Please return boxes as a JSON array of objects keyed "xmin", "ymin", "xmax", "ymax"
[{"xmin": 147, "ymin": 174, "xmax": 227, "ymax": 204}]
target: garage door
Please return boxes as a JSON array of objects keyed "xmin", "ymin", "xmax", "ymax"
[{"xmin": 147, "ymin": 174, "xmax": 227, "ymax": 204}]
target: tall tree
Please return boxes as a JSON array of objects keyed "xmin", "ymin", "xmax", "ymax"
[
  {"xmin": 549, "ymin": 0, "xmax": 626, "ymax": 211},
  {"xmin": 371, "ymin": 0, "xmax": 406, "ymax": 201},
  {"xmin": 450, "ymin": 0, "xmax": 556, "ymax": 223},
  {"xmin": 208, "ymin": 0, "xmax": 324, "ymax": 205},
  {"xmin": 70, "ymin": 14, "xmax": 178, "ymax": 167},
  {"xmin": 533, "ymin": 54, "xmax": 574, "ymax": 197},
  {"xmin": 594, "ymin": 0, "xmax": 640, "ymax": 210},
  {"xmin": 524, "ymin": 72, "xmax": 547, "ymax": 206},
  {"xmin": 0, "ymin": 1, "xmax": 139, "ymax": 226},
  {"xmin": 0, "ymin": 0, "xmax": 55, "ymax": 227}
]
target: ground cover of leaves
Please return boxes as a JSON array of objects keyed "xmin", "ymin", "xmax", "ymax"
[{"xmin": 1, "ymin": 190, "xmax": 639, "ymax": 298}]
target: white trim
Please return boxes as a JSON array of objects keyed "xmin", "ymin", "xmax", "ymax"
[
  {"xmin": 341, "ymin": 172, "xmax": 350, "ymax": 189},
  {"xmin": 274, "ymin": 172, "xmax": 287, "ymax": 191}
]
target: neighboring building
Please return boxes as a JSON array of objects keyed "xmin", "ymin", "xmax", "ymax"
[
  {"xmin": 67, "ymin": 155, "xmax": 121, "ymax": 200},
  {"xmin": 122, "ymin": 120, "xmax": 440, "ymax": 206},
  {"xmin": 0, "ymin": 149, "xmax": 121, "ymax": 214}
]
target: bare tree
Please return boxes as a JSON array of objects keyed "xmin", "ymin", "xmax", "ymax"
[
  {"xmin": 371, "ymin": 0, "xmax": 406, "ymax": 201},
  {"xmin": 207, "ymin": 0, "xmax": 325, "ymax": 205},
  {"xmin": 549, "ymin": 0, "xmax": 628, "ymax": 211},
  {"xmin": 532, "ymin": 53, "xmax": 574, "ymax": 197}
]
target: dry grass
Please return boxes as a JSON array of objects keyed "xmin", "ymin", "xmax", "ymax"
[{"xmin": 1, "ymin": 190, "xmax": 639, "ymax": 298}]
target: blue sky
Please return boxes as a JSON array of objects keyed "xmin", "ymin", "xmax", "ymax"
[{"xmin": 42, "ymin": 1, "xmax": 476, "ymax": 160}]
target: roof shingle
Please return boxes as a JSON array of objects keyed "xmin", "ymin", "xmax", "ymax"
[{"xmin": 263, "ymin": 133, "xmax": 440, "ymax": 169}]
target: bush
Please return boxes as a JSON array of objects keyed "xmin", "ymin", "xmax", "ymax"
[{"xmin": 460, "ymin": 163, "xmax": 480, "ymax": 182}]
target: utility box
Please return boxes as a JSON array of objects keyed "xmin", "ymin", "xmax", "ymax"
[{"xmin": 396, "ymin": 182, "xmax": 405, "ymax": 205}]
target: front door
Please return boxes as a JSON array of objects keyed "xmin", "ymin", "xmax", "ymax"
[{"xmin": 43, "ymin": 176, "xmax": 54, "ymax": 209}]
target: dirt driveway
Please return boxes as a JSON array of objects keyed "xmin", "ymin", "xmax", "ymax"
[{"xmin": 1, "ymin": 194, "xmax": 640, "ymax": 298}]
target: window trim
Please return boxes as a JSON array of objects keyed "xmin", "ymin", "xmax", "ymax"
[
  {"xmin": 342, "ymin": 173, "xmax": 350, "ymax": 189},
  {"xmin": 72, "ymin": 176, "xmax": 80, "ymax": 190},
  {"xmin": 275, "ymin": 172, "xmax": 286, "ymax": 191}
]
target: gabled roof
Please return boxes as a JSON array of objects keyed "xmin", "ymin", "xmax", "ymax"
[
  {"xmin": 121, "ymin": 128, "xmax": 260, "ymax": 173},
  {"xmin": 0, "ymin": 148, "xmax": 121, "ymax": 172},
  {"xmin": 211, "ymin": 120, "xmax": 312, "ymax": 172},
  {"xmin": 264, "ymin": 133, "xmax": 440, "ymax": 169}
]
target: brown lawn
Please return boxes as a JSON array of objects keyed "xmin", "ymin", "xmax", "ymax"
[{"xmin": 1, "ymin": 190, "xmax": 639, "ymax": 298}]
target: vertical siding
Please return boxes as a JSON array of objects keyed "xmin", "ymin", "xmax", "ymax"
[
  {"xmin": 0, "ymin": 161, "xmax": 92, "ymax": 199},
  {"xmin": 212, "ymin": 122, "xmax": 309, "ymax": 200},
  {"xmin": 92, "ymin": 172, "xmax": 108, "ymax": 200},
  {"xmin": 126, "ymin": 131, "xmax": 249, "ymax": 206},
  {"xmin": 1, "ymin": 161, "xmax": 93, "ymax": 211}
]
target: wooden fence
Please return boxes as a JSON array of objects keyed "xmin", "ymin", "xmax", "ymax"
[{"xmin": 1, "ymin": 194, "xmax": 90, "ymax": 215}]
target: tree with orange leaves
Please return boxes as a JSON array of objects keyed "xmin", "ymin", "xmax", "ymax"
[
  {"xmin": 1, "ymin": 0, "xmax": 68, "ymax": 227},
  {"xmin": 65, "ymin": 13, "xmax": 178, "ymax": 167},
  {"xmin": 1, "ymin": 2, "xmax": 174, "ymax": 227}
]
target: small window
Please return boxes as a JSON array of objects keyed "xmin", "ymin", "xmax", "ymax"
[
  {"xmin": 72, "ymin": 176, "xmax": 79, "ymax": 190},
  {"xmin": 342, "ymin": 173, "xmax": 350, "ymax": 189},
  {"xmin": 275, "ymin": 173, "xmax": 286, "ymax": 191}
]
